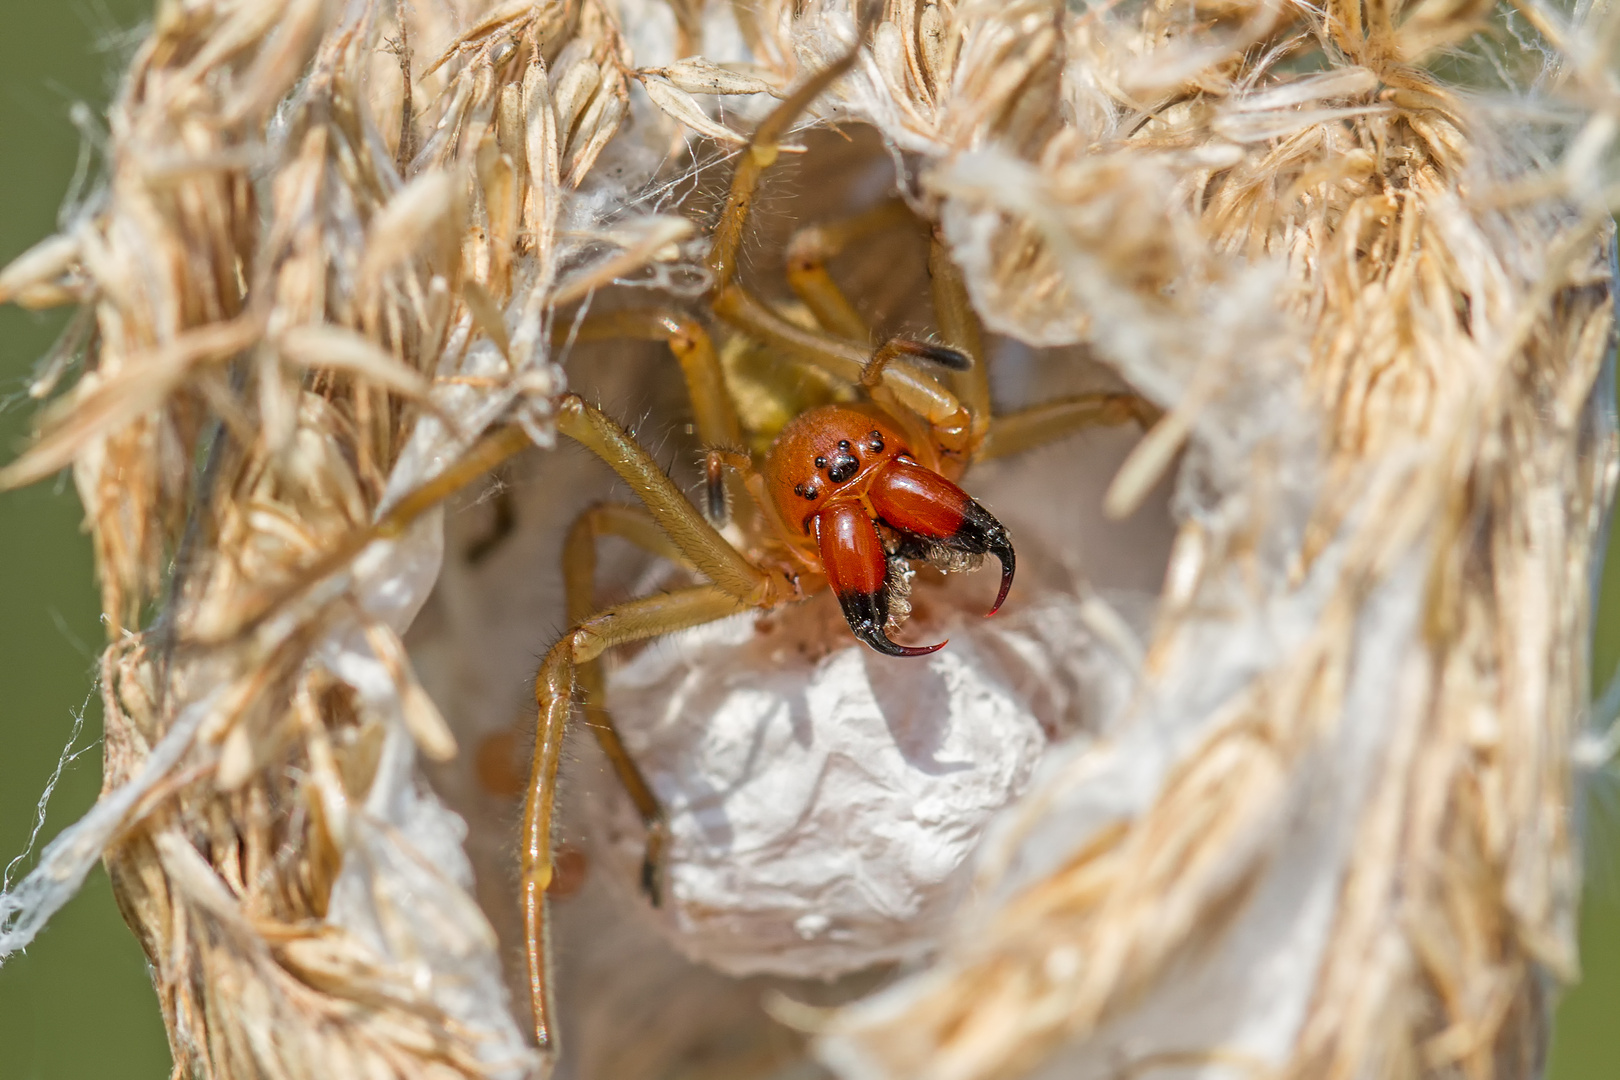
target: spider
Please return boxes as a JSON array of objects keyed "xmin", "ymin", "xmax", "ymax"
[{"xmin": 365, "ymin": 52, "xmax": 1153, "ymax": 1056}]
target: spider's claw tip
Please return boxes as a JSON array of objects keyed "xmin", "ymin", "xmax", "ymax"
[
  {"xmin": 642, "ymin": 820, "xmax": 669, "ymax": 906},
  {"xmin": 705, "ymin": 478, "xmax": 728, "ymax": 527},
  {"xmin": 922, "ymin": 344, "xmax": 974, "ymax": 371},
  {"xmin": 898, "ymin": 634, "xmax": 949, "ymax": 657},
  {"xmin": 839, "ymin": 589, "xmax": 946, "ymax": 656},
  {"xmin": 641, "ymin": 858, "xmax": 662, "ymax": 907},
  {"xmin": 904, "ymin": 341, "xmax": 973, "ymax": 371},
  {"xmin": 986, "ymin": 538, "xmax": 1015, "ymax": 617},
  {"xmin": 950, "ymin": 498, "xmax": 1014, "ymax": 617},
  {"xmin": 859, "ymin": 621, "xmax": 947, "ymax": 657}
]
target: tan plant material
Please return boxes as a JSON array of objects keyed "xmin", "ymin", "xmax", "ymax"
[
  {"xmin": 0, "ymin": 0, "xmax": 642, "ymax": 1075},
  {"xmin": 0, "ymin": 0, "xmax": 1615, "ymax": 1079}
]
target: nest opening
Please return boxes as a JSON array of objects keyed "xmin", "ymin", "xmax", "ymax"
[{"xmin": 408, "ymin": 124, "xmax": 1178, "ymax": 1059}]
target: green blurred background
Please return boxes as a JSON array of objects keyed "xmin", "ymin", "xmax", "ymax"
[
  {"xmin": 0, "ymin": 1, "xmax": 173, "ymax": 1075},
  {"xmin": 0, "ymin": 4, "xmax": 1616, "ymax": 1078}
]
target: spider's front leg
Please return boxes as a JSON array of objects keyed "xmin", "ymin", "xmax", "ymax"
[
  {"xmin": 553, "ymin": 394, "xmax": 785, "ymax": 604},
  {"xmin": 706, "ymin": 50, "xmax": 860, "ymax": 292},
  {"xmin": 523, "ymin": 583, "xmax": 751, "ymax": 1054},
  {"xmin": 695, "ymin": 49, "xmax": 984, "ymax": 466},
  {"xmin": 553, "ymin": 310, "xmax": 742, "ymax": 451},
  {"xmin": 552, "ymin": 309, "xmax": 754, "ymax": 526},
  {"xmin": 517, "ymin": 396, "xmax": 795, "ymax": 1053},
  {"xmin": 785, "ymin": 196, "xmax": 916, "ymax": 340},
  {"xmin": 559, "ymin": 503, "xmax": 693, "ymax": 901},
  {"xmin": 921, "ymin": 220, "xmax": 1162, "ymax": 459}
]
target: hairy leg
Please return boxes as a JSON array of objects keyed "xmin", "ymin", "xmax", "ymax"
[
  {"xmin": 696, "ymin": 49, "xmax": 983, "ymax": 466},
  {"xmin": 554, "ymin": 393, "xmax": 789, "ymax": 607},
  {"xmin": 553, "ymin": 310, "xmax": 756, "ymax": 528},
  {"xmin": 928, "ymin": 231, "xmax": 991, "ymax": 444},
  {"xmin": 785, "ymin": 197, "xmax": 916, "ymax": 341},
  {"xmin": 523, "ymin": 583, "xmax": 751, "ymax": 1054},
  {"xmin": 553, "ymin": 309, "xmax": 743, "ymax": 450},
  {"xmin": 562, "ymin": 503, "xmax": 693, "ymax": 899},
  {"xmin": 713, "ymin": 287, "xmax": 976, "ymax": 462},
  {"xmin": 706, "ymin": 51, "xmax": 860, "ymax": 291},
  {"xmin": 211, "ymin": 424, "xmax": 536, "ymax": 642},
  {"xmin": 979, "ymin": 393, "xmax": 1160, "ymax": 461},
  {"xmin": 860, "ymin": 336, "xmax": 973, "ymax": 389},
  {"xmin": 501, "ymin": 402, "xmax": 795, "ymax": 1057}
]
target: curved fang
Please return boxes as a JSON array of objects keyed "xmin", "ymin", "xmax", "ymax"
[
  {"xmin": 866, "ymin": 460, "xmax": 1016, "ymax": 617},
  {"xmin": 814, "ymin": 501, "xmax": 948, "ymax": 657},
  {"xmin": 841, "ymin": 592, "xmax": 949, "ymax": 658}
]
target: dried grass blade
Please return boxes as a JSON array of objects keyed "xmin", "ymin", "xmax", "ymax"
[
  {"xmin": 0, "ymin": 317, "xmax": 262, "ymax": 490},
  {"xmin": 358, "ymin": 170, "xmax": 465, "ymax": 290},
  {"xmin": 277, "ymin": 324, "xmax": 434, "ymax": 402},
  {"xmin": 638, "ymin": 75, "xmax": 748, "ymax": 145},
  {"xmin": 639, "ymin": 57, "xmax": 786, "ymax": 97},
  {"xmin": 550, "ymin": 216, "xmax": 695, "ymax": 306},
  {"xmin": 0, "ymin": 233, "xmax": 81, "ymax": 308}
]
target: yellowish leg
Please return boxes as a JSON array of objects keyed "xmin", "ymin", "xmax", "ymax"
[
  {"xmin": 553, "ymin": 309, "xmax": 743, "ymax": 451},
  {"xmin": 785, "ymin": 197, "xmax": 916, "ymax": 341},
  {"xmin": 524, "ymin": 405, "xmax": 801, "ymax": 1057},
  {"xmin": 928, "ymin": 231, "xmax": 991, "ymax": 445},
  {"xmin": 714, "ymin": 283, "xmax": 871, "ymax": 371},
  {"xmin": 562, "ymin": 502, "xmax": 694, "ymax": 900},
  {"xmin": 210, "ymin": 425, "xmax": 536, "ymax": 643},
  {"xmin": 554, "ymin": 393, "xmax": 788, "ymax": 606},
  {"xmin": 713, "ymin": 286, "xmax": 976, "ymax": 463},
  {"xmin": 697, "ymin": 49, "xmax": 981, "ymax": 466},
  {"xmin": 565, "ymin": 501, "xmax": 693, "ymax": 580},
  {"xmin": 702, "ymin": 447, "xmax": 763, "ymax": 494},
  {"xmin": 699, "ymin": 47, "xmax": 875, "ymax": 384},
  {"xmin": 374, "ymin": 425, "xmax": 535, "ymax": 539},
  {"xmin": 859, "ymin": 336, "xmax": 973, "ymax": 389},
  {"xmin": 523, "ymin": 583, "xmax": 751, "ymax": 1055},
  {"xmin": 476, "ymin": 501, "xmax": 694, "ymax": 799},
  {"xmin": 978, "ymin": 393, "xmax": 1161, "ymax": 461},
  {"xmin": 553, "ymin": 310, "xmax": 755, "ymax": 527},
  {"xmin": 244, "ymin": 386, "xmax": 784, "ymax": 631},
  {"xmin": 702, "ymin": 446, "xmax": 805, "ymax": 548},
  {"xmin": 707, "ymin": 50, "xmax": 860, "ymax": 291},
  {"xmin": 422, "ymin": 403, "xmax": 787, "ymax": 1057}
]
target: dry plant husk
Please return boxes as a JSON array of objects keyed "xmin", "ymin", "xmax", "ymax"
[{"xmin": 1, "ymin": 0, "xmax": 1617, "ymax": 1078}]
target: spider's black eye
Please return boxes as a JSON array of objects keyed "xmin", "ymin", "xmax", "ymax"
[
  {"xmin": 838, "ymin": 439, "xmax": 851, "ymax": 451},
  {"xmin": 802, "ymin": 485, "xmax": 819, "ymax": 500},
  {"xmin": 826, "ymin": 449, "xmax": 860, "ymax": 484},
  {"xmin": 814, "ymin": 456, "xmax": 826, "ymax": 469},
  {"xmin": 868, "ymin": 431, "xmax": 884, "ymax": 454}
]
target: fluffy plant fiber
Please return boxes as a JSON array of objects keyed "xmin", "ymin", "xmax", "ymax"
[{"xmin": 0, "ymin": 0, "xmax": 1615, "ymax": 1079}]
